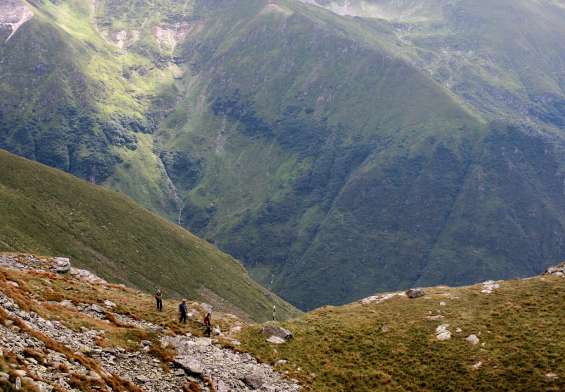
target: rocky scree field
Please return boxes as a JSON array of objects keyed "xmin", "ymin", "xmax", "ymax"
[{"xmin": 0, "ymin": 253, "xmax": 300, "ymax": 392}]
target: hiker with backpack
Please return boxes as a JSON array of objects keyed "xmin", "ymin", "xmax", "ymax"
[
  {"xmin": 155, "ymin": 288, "xmax": 163, "ymax": 311},
  {"xmin": 203, "ymin": 312, "xmax": 212, "ymax": 336},
  {"xmin": 179, "ymin": 299, "xmax": 188, "ymax": 323}
]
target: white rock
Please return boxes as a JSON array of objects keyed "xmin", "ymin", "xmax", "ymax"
[
  {"xmin": 261, "ymin": 326, "xmax": 293, "ymax": 341},
  {"xmin": 359, "ymin": 292, "xmax": 402, "ymax": 305},
  {"xmin": 103, "ymin": 300, "xmax": 116, "ymax": 308},
  {"xmin": 54, "ymin": 257, "xmax": 71, "ymax": 273},
  {"xmin": 267, "ymin": 336, "xmax": 286, "ymax": 344},
  {"xmin": 89, "ymin": 304, "xmax": 105, "ymax": 314},
  {"xmin": 194, "ymin": 337, "xmax": 212, "ymax": 346},
  {"xmin": 545, "ymin": 372, "xmax": 559, "ymax": 381},
  {"xmin": 481, "ymin": 280, "xmax": 500, "ymax": 294},
  {"xmin": 435, "ymin": 324, "xmax": 451, "ymax": 341},
  {"xmin": 466, "ymin": 334, "xmax": 480, "ymax": 345},
  {"xmin": 472, "ymin": 361, "xmax": 483, "ymax": 370},
  {"xmin": 135, "ymin": 375, "xmax": 150, "ymax": 383}
]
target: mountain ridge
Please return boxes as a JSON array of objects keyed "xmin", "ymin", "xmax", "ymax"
[
  {"xmin": 1, "ymin": 0, "xmax": 564, "ymax": 309},
  {"xmin": 0, "ymin": 148, "xmax": 299, "ymax": 321}
]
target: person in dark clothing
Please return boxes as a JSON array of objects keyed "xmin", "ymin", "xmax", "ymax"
[
  {"xmin": 155, "ymin": 289, "xmax": 163, "ymax": 311},
  {"xmin": 179, "ymin": 299, "xmax": 188, "ymax": 323},
  {"xmin": 203, "ymin": 312, "xmax": 212, "ymax": 336}
]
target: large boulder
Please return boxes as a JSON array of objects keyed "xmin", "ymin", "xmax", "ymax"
[
  {"xmin": 53, "ymin": 257, "xmax": 71, "ymax": 274},
  {"xmin": 405, "ymin": 288, "xmax": 425, "ymax": 299},
  {"xmin": 174, "ymin": 358, "xmax": 203, "ymax": 376},
  {"xmin": 261, "ymin": 325, "xmax": 293, "ymax": 341},
  {"xmin": 242, "ymin": 370, "xmax": 265, "ymax": 389},
  {"xmin": 70, "ymin": 268, "xmax": 107, "ymax": 284}
]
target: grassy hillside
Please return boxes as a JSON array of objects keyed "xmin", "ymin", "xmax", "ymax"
[
  {"xmin": 306, "ymin": 0, "xmax": 565, "ymax": 128},
  {"xmin": 0, "ymin": 149, "xmax": 299, "ymax": 321},
  {"xmin": 1, "ymin": 253, "xmax": 562, "ymax": 391},
  {"xmin": 1, "ymin": 0, "xmax": 565, "ymax": 310},
  {"xmin": 241, "ymin": 272, "xmax": 565, "ymax": 391}
]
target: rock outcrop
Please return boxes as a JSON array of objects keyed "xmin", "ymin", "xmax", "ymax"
[{"xmin": 545, "ymin": 263, "xmax": 565, "ymax": 277}]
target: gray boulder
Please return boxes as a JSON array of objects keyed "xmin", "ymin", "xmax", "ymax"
[
  {"xmin": 53, "ymin": 257, "xmax": 71, "ymax": 273},
  {"xmin": 405, "ymin": 288, "xmax": 425, "ymax": 299},
  {"xmin": 89, "ymin": 304, "xmax": 105, "ymax": 314},
  {"xmin": 243, "ymin": 371, "xmax": 265, "ymax": 389},
  {"xmin": 261, "ymin": 325, "xmax": 293, "ymax": 341},
  {"xmin": 174, "ymin": 358, "xmax": 203, "ymax": 376}
]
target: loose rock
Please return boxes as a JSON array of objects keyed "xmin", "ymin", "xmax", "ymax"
[
  {"xmin": 435, "ymin": 324, "xmax": 451, "ymax": 341},
  {"xmin": 406, "ymin": 288, "xmax": 425, "ymax": 299},
  {"xmin": 466, "ymin": 334, "xmax": 480, "ymax": 345},
  {"xmin": 261, "ymin": 326, "xmax": 293, "ymax": 341}
]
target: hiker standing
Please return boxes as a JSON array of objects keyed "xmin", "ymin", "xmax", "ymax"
[
  {"xmin": 272, "ymin": 304, "xmax": 276, "ymax": 321},
  {"xmin": 203, "ymin": 312, "xmax": 212, "ymax": 336},
  {"xmin": 155, "ymin": 289, "xmax": 163, "ymax": 311},
  {"xmin": 179, "ymin": 299, "xmax": 188, "ymax": 323}
]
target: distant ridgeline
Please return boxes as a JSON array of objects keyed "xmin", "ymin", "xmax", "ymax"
[{"xmin": 0, "ymin": 0, "xmax": 564, "ymax": 309}]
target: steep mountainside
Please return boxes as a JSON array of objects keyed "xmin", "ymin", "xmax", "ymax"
[
  {"xmin": 303, "ymin": 0, "xmax": 565, "ymax": 127},
  {"xmin": 0, "ymin": 150, "xmax": 299, "ymax": 321},
  {"xmin": 1, "ymin": 0, "xmax": 564, "ymax": 309},
  {"xmin": 0, "ymin": 253, "xmax": 563, "ymax": 391}
]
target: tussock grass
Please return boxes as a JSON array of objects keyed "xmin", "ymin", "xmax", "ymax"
[{"xmin": 240, "ymin": 277, "xmax": 565, "ymax": 391}]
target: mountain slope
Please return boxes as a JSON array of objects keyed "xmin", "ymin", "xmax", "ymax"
[
  {"xmin": 0, "ymin": 254, "xmax": 299, "ymax": 391},
  {"xmin": 1, "ymin": 253, "xmax": 563, "ymax": 391},
  {"xmin": 303, "ymin": 0, "xmax": 565, "ymax": 128},
  {"xmin": 1, "ymin": 0, "xmax": 565, "ymax": 310},
  {"xmin": 242, "ymin": 268, "xmax": 565, "ymax": 391},
  {"xmin": 0, "ymin": 149, "xmax": 299, "ymax": 321}
]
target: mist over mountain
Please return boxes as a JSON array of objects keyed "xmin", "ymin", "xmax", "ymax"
[{"xmin": 1, "ymin": 0, "xmax": 564, "ymax": 309}]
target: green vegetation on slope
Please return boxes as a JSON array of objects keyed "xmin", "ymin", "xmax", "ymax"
[
  {"xmin": 0, "ymin": 149, "xmax": 299, "ymax": 321},
  {"xmin": 1, "ymin": 0, "xmax": 565, "ymax": 311},
  {"xmin": 241, "ymin": 275, "xmax": 565, "ymax": 391}
]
